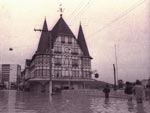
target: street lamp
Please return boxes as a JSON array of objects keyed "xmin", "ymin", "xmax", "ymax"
[{"xmin": 9, "ymin": 48, "xmax": 13, "ymax": 51}]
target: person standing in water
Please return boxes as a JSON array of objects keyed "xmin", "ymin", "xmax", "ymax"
[
  {"xmin": 124, "ymin": 82, "xmax": 133, "ymax": 101},
  {"xmin": 132, "ymin": 80, "xmax": 145, "ymax": 104},
  {"xmin": 103, "ymin": 84, "xmax": 110, "ymax": 98}
]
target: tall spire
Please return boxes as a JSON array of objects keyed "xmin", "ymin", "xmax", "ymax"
[
  {"xmin": 77, "ymin": 23, "xmax": 92, "ymax": 58},
  {"xmin": 43, "ymin": 17, "xmax": 48, "ymax": 30},
  {"xmin": 36, "ymin": 18, "xmax": 49, "ymax": 54}
]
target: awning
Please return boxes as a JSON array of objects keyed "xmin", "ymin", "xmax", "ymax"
[{"xmin": 28, "ymin": 78, "xmax": 94, "ymax": 82}]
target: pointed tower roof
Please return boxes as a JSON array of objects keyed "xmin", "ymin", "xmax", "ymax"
[
  {"xmin": 51, "ymin": 16, "xmax": 75, "ymax": 45},
  {"xmin": 25, "ymin": 59, "xmax": 31, "ymax": 67},
  {"xmin": 77, "ymin": 24, "xmax": 92, "ymax": 59},
  {"xmin": 36, "ymin": 18, "xmax": 49, "ymax": 54}
]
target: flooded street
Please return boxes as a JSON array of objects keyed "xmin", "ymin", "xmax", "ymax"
[{"xmin": 0, "ymin": 90, "xmax": 150, "ymax": 113}]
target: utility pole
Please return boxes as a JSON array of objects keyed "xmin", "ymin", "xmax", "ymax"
[
  {"xmin": 114, "ymin": 44, "xmax": 118, "ymax": 85},
  {"xmin": 34, "ymin": 28, "xmax": 53, "ymax": 96},
  {"xmin": 113, "ymin": 64, "xmax": 117, "ymax": 90}
]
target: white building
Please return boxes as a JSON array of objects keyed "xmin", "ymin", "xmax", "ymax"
[{"xmin": 0, "ymin": 64, "xmax": 21, "ymax": 89}]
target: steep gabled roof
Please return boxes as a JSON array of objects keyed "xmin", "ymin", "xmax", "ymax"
[
  {"xmin": 51, "ymin": 16, "xmax": 75, "ymax": 46},
  {"xmin": 77, "ymin": 24, "xmax": 92, "ymax": 59},
  {"xmin": 36, "ymin": 18, "xmax": 49, "ymax": 54}
]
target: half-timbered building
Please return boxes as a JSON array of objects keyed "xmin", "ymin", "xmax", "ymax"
[{"xmin": 25, "ymin": 14, "xmax": 93, "ymax": 92}]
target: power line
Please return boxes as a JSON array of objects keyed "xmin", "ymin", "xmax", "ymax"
[
  {"xmin": 69, "ymin": 0, "xmax": 94, "ymax": 26},
  {"xmin": 65, "ymin": 0, "xmax": 89, "ymax": 25},
  {"xmin": 88, "ymin": 0, "xmax": 146, "ymax": 37},
  {"xmin": 78, "ymin": 0, "xmax": 95, "ymax": 17},
  {"xmin": 72, "ymin": 0, "xmax": 92, "ymax": 20},
  {"xmin": 66, "ymin": 0, "xmax": 87, "ymax": 21},
  {"xmin": 68, "ymin": 0, "xmax": 85, "ymax": 18}
]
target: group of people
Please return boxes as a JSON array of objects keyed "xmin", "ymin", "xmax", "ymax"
[
  {"xmin": 125, "ymin": 80, "xmax": 143, "ymax": 104},
  {"xmin": 102, "ymin": 80, "xmax": 150, "ymax": 104},
  {"xmin": 125, "ymin": 80, "xmax": 150, "ymax": 104}
]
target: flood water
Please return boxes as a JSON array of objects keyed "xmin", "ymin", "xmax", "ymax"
[{"xmin": 0, "ymin": 90, "xmax": 150, "ymax": 113}]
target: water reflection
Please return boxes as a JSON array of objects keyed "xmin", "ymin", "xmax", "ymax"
[
  {"xmin": 103, "ymin": 98, "xmax": 111, "ymax": 109},
  {"xmin": 136, "ymin": 104, "xmax": 146, "ymax": 113},
  {"xmin": 8, "ymin": 90, "xmax": 16, "ymax": 113},
  {"xmin": 127, "ymin": 101, "xmax": 134, "ymax": 112},
  {"xmin": 0, "ymin": 90, "xmax": 150, "ymax": 113}
]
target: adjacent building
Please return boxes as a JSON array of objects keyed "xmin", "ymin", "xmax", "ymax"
[
  {"xmin": 24, "ymin": 14, "xmax": 93, "ymax": 92},
  {"xmin": 0, "ymin": 64, "xmax": 21, "ymax": 89}
]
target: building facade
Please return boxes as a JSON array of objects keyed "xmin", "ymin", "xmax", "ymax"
[
  {"xmin": 24, "ymin": 14, "xmax": 93, "ymax": 92},
  {"xmin": 0, "ymin": 64, "xmax": 21, "ymax": 89}
]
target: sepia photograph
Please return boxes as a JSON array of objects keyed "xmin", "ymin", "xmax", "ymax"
[{"xmin": 0, "ymin": 0, "xmax": 150, "ymax": 113}]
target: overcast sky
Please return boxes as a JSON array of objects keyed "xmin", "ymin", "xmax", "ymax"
[{"xmin": 0, "ymin": 0, "xmax": 149, "ymax": 83}]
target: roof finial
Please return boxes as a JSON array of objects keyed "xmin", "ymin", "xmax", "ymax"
[{"xmin": 58, "ymin": 4, "xmax": 64, "ymax": 17}]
